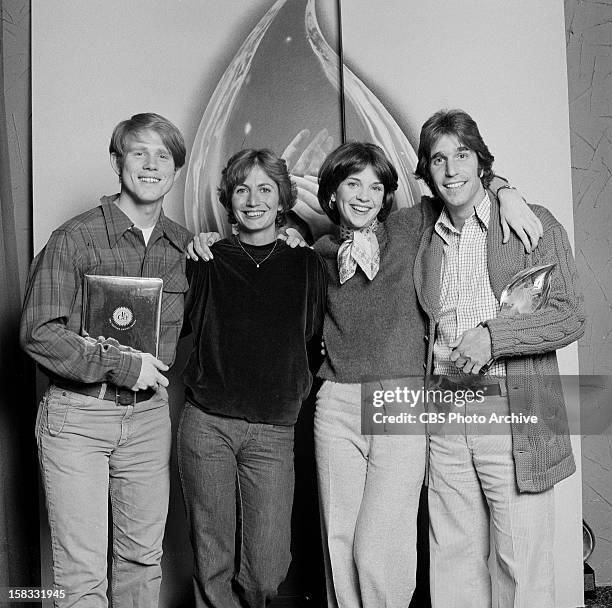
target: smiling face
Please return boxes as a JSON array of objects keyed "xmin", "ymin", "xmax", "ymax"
[
  {"xmin": 231, "ymin": 165, "xmax": 280, "ymax": 244},
  {"xmin": 334, "ymin": 165, "xmax": 385, "ymax": 230},
  {"xmin": 111, "ymin": 129, "xmax": 180, "ymax": 208},
  {"xmin": 429, "ymin": 133, "xmax": 485, "ymax": 225}
]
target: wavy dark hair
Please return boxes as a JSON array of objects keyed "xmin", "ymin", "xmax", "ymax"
[
  {"xmin": 317, "ymin": 142, "xmax": 398, "ymax": 225},
  {"xmin": 415, "ymin": 109, "xmax": 494, "ymax": 194},
  {"xmin": 218, "ymin": 149, "xmax": 296, "ymax": 227},
  {"xmin": 109, "ymin": 112, "xmax": 186, "ymax": 169}
]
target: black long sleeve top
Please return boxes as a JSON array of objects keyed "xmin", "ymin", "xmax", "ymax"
[{"xmin": 183, "ymin": 238, "xmax": 327, "ymax": 426}]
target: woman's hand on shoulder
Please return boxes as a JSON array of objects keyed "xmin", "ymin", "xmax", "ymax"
[
  {"xmin": 277, "ymin": 227, "xmax": 310, "ymax": 248},
  {"xmin": 498, "ymin": 188, "xmax": 543, "ymax": 252}
]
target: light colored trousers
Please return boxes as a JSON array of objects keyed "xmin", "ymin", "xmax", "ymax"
[
  {"xmin": 314, "ymin": 380, "xmax": 426, "ymax": 608},
  {"xmin": 428, "ymin": 394, "xmax": 555, "ymax": 608},
  {"xmin": 36, "ymin": 385, "xmax": 171, "ymax": 608}
]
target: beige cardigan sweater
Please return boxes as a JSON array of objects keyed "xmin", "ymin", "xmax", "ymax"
[{"xmin": 413, "ymin": 192, "xmax": 585, "ymax": 492}]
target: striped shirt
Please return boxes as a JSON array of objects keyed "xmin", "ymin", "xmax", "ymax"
[
  {"xmin": 20, "ymin": 195, "xmax": 192, "ymax": 389},
  {"xmin": 433, "ymin": 193, "xmax": 505, "ymax": 377}
]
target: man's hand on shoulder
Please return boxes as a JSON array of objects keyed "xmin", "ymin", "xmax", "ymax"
[
  {"xmin": 186, "ymin": 232, "xmax": 222, "ymax": 261},
  {"xmin": 132, "ymin": 353, "xmax": 169, "ymax": 391}
]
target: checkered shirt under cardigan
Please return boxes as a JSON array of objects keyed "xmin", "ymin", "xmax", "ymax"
[{"xmin": 433, "ymin": 192, "xmax": 505, "ymax": 377}]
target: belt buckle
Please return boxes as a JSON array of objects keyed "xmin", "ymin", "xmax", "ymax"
[
  {"xmin": 115, "ymin": 386, "xmax": 137, "ymax": 406},
  {"xmin": 477, "ymin": 379, "xmax": 506, "ymax": 397}
]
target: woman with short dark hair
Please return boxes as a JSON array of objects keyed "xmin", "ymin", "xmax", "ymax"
[
  {"xmin": 178, "ymin": 149, "xmax": 326, "ymax": 608},
  {"xmin": 313, "ymin": 142, "xmax": 432, "ymax": 608}
]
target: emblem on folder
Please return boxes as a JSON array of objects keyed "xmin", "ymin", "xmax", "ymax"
[{"xmin": 111, "ymin": 306, "xmax": 135, "ymax": 330}]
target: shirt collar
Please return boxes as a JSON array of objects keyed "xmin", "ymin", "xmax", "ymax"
[
  {"xmin": 434, "ymin": 191, "xmax": 491, "ymax": 243},
  {"xmin": 100, "ymin": 194, "xmax": 185, "ymax": 250},
  {"xmin": 155, "ymin": 211, "xmax": 186, "ymax": 250}
]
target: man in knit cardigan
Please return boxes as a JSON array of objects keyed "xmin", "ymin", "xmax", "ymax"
[{"xmin": 412, "ymin": 109, "xmax": 585, "ymax": 608}]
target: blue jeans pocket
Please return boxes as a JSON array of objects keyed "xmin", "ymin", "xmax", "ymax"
[{"xmin": 46, "ymin": 388, "xmax": 71, "ymax": 437}]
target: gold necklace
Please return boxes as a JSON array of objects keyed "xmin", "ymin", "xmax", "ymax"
[{"xmin": 235, "ymin": 236, "xmax": 278, "ymax": 268}]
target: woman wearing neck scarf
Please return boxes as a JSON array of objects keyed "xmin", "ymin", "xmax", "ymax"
[{"xmin": 312, "ymin": 142, "xmax": 432, "ymax": 608}]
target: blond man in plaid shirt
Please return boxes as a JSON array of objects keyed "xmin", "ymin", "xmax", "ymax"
[
  {"xmin": 413, "ymin": 109, "xmax": 585, "ymax": 608},
  {"xmin": 21, "ymin": 113, "xmax": 192, "ymax": 607}
]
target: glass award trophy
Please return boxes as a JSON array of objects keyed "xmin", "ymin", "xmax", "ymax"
[{"xmin": 480, "ymin": 263, "xmax": 556, "ymax": 373}]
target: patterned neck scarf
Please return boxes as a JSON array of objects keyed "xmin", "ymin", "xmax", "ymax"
[{"xmin": 337, "ymin": 219, "xmax": 380, "ymax": 285}]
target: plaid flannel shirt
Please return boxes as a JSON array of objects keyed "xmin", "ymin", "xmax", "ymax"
[{"xmin": 20, "ymin": 195, "xmax": 192, "ymax": 389}]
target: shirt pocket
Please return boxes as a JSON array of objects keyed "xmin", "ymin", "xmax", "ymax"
[
  {"xmin": 161, "ymin": 268, "xmax": 189, "ymax": 327},
  {"xmin": 160, "ymin": 269, "xmax": 189, "ymax": 355}
]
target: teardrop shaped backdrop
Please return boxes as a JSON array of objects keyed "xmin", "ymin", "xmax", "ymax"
[{"xmin": 184, "ymin": 0, "xmax": 427, "ymax": 239}]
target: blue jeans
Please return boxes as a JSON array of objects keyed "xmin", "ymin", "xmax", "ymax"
[
  {"xmin": 35, "ymin": 385, "xmax": 171, "ymax": 608},
  {"xmin": 177, "ymin": 404, "xmax": 295, "ymax": 608}
]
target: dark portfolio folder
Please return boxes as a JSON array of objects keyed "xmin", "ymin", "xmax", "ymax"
[{"xmin": 82, "ymin": 275, "xmax": 163, "ymax": 357}]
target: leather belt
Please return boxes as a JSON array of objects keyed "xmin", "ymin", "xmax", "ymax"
[
  {"xmin": 428, "ymin": 376, "xmax": 506, "ymax": 397},
  {"xmin": 53, "ymin": 380, "xmax": 155, "ymax": 406}
]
